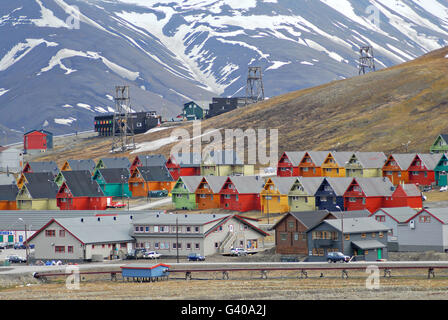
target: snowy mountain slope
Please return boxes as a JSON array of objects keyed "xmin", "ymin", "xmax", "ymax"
[{"xmin": 0, "ymin": 0, "xmax": 447, "ymax": 142}]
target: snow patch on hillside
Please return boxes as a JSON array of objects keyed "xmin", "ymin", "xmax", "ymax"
[
  {"xmin": 0, "ymin": 88, "xmax": 9, "ymax": 96},
  {"xmin": 54, "ymin": 117, "xmax": 76, "ymax": 125}
]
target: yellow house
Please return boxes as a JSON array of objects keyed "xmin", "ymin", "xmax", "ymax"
[
  {"xmin": 16, "ymin": 180, "xmax": 59, "ymax": 210},
  {"xmin": 200, "ymin": 150, "xmax": 254, "ymax": 176},
  {"xmin": 260, "ymin": 177, "xmax": 296, "ymax": 214},
  {"xmin": 321, "ymin": 152, "xmax": 353, "ymax": 177},
  {"xmin": 345, "ymin": 152, "xmax": 387, "ymax": 178},
  {"xmin": 287, "ymin": 177, "xmax": 323, "ymax": 212}
]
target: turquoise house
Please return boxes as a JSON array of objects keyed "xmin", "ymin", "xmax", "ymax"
[
  {"xmin": 93, "ymin": 168, "xmax": 132, "ymax": 198},
  {"xmin": 435, "ymin": 154, "xmax": 448, "ymax": 186}
]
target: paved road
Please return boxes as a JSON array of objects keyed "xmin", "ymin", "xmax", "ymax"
[{"xmin": 131, "ymin": 197, "xmax": 171, "ymax": 211}]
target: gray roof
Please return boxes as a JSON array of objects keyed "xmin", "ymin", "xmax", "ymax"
[
  {"xmin": 389, "ymin": 154, "xmax": 416, "ymax": 170},
  {"xmin": 287, "ymin": 211, "xmax": 332, "ymax": 230},
  {"xmin": 0, "ymin": 184, "xmax": 18, "ymax": 201},
  {"xmin": 417, "ymin": 154, "xmax": 441, "ymax": 170},
  {"xmin": 400, "ymin": 184, "xmax": 421, "ymax": 197},
  {"xmin": 323, "ymin": 217, "xmax": 391, "ymax": 233},
  {"xmin": 351, "ymin": 240, "xmax": 387, "ymax": 249},
  {"xmin": 138, "ymin": 166, "xmax": 173, "ymax": 182},
  {"xmin": 283, "ymin": 152, "xmax": 306, "ymax": 166},
  {"xmin": 62, "ymin": 170, "xmax": 104, "ymax": 197},
  {"xmin": 96, "ymin": 168, "xmax": 130, "ymax": 183},
  {"xmin": 268, "ymin": 177, "xmax": 297, "ymax": 194},
  {"xmin": 66, "ymin": 159, "xmax": 96, "ymax": 172},
  {"xmin": 26, "ymin": 161, "xmax": 59, "ymax": 175},
  {"xmin": 99, "ymin": 158, "xmax": 131, "ymax": 169},
  {"xmin": 202, "ymin": 176, "xmax": 228, "ymax": 193},
  {"xmin": 307, "ymin": 151, "xmax": 331, "ymax": 166},
  {"xmin": 330, "ymin": 210, "xmax": 371, "ymax": 219},
  {"xmin": 325, "ymin": 177, "xmax": 353, "ymax": 196},
  {"xmin": 352, "ymin": 152, "xmax": 387, "ymax": 168},
  {"xmin": 176, "ymin": 176, "xmax": 203, "ymax": 192},
  {"xmin": 373, "ymin": 207, "xmax": 419, "ymax": 223},
  {"xmin": 420, "ymin": 208, "xmax": 448, "ymax": 224},
  {"xmin": 330, "ymin": 152, "xmax": 355, "ymax": 167},
  {"xmin": 0, "ymin": 210, "xmax": 161, "ymax": 231},
  {"xmin": 229, "ymin": 176, "xmax": 265, "ymax": 194},
  {"xmin": 297, "ymin": 177, "xmax": 324, "ymax": 195},
  {"xmin": 0, "ymin": 173, "xmax": 16, "ymax": 185},
  {"xmin": 133, "ymin": 213, "xmax": 230, "ymax": 226},
  {"xmin": 23, "ymin": 173, "xmax": 59, "ymax": 199},
  {"xmin": 203, "ymin": 150, "xmax": 243, "ymax": 165},
  {"xmin": 354, "ymin": 177, "xmax": 395, "ymax": 197},
  {"xmin": 137, "ymin": 154, "xmax": 167, "ymax": 167}
]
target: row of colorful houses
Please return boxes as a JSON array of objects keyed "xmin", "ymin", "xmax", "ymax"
[
  {"xmin": 277, "ymin": 151, "xmax": 448, "ymax": 187},
  {"xmin": 171, "ymin": 175, "xmax": 423, "ymax": 214}
]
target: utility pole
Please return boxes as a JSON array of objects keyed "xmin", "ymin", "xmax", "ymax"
[
  {"xmin": 176, "ymin": 216, "xmax": 179, "ymax": 263},
  {"xmin": 19, "ymin": 218, "xmax": 29, "ymax": 265},
  {"xmin": 336, "ymin": 206, "xmax": 344, "ymax": 254}
]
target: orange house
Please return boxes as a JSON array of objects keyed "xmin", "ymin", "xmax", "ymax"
[
  {"xmin": 0, "ymin": 184, "xmax": 18, "ymax": 210},
  {"xmin": 321, "ymin": 152, "xmax": 353, "ymax": 177},
  {"xmin": 298, "ymin": 151, "xmax": 329, "ymax": 177},
  {"xmin": 382, "ymin": 154, "xmax": 415, "ymax": 185},
  {"xmin": 196, "ymin": 176, "xmax": 227, "ymax": 210},
  {"xmin": 128, "ymin": 166, "xmax": 175, "ymax": 197}
]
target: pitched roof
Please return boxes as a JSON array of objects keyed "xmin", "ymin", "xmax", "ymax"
[
  {"xmin": 137, "ymin": 166, "xmax": 173, "ymax": 182},
  {"xmin": 399, "ymin": 184, "xmax": 421, "ymax": 197},
  {"xmin": 170, "ymin": 153, "xmax": 201, "ymax": 167},
  {"xmin": 66, "ymin": 159, "xmax": 96, "ymax": 172},
  {"xmin": 417, "ymin": 208, "xmax": 448, "ymax": 224},
  {"xmin": 133, "ymin": 212, "xmax": 229, "ymax": 226},
  {"xmin": 267, "ymin": 177, "xmax": 297, "ymax": 194},
  {"xmin": 176, "ymin": 176, "xmax": 203, "ymax": 192},
  {"xmin": 307, "ymin": 151, "xmax": 331, "ymax": 166},
  {"xmin": 325, "ymin": 177, "xmax": 353, "ymax": 196},
  {"xmin": 354, "ymin": 177, "xmax": 395, "ymax": 197},
  {"xmin": 137, "ymin": 154, "xmax": 167, "ymax": 167},
  {"xmin": 283, "ymin": 152, "xmax": 306, "ymax": 166},
  {"xmin": 99, "ymin": 158, "xmax": 131, "ymax": 169},
  {"xmin": 61, "ymin": 170, "xmax": 104, "ymax": 197},
  {"xmin": 439, "ymin": 134, "xmax": 448, "ymax": 144},
  {"xmin": 330, "ymin": 152, "xmax": 354, "ymax": 167},
  {"xmin": 330, "ymin": 210, "xmax": 371, "ymax": 219},
  {"xmin": 416, "ymin": 153, "xmax": 441, "ymax": 170},
  {"xmin": 0, "ymin": 184, "xmax": 19, "ymax": 201},
  {"xmin": 297, "ymin": 177, "xmax": 325, "ymax": 195},
  {"xmin": 203, "ymin": 150, "xmax": 243, "ymax": 165},
  {"xmin": 23, "ymin": 172, "xmax": 55, "ymax": 185},
  {"xmin": 228, "ymin": 176, "xmax": 265, "ymax": 194},
  {"xmin": 373, "ymin": 207, "xmax": 419, "ymax": 223},
  {"xmin": 24, "ymin": 179, "xmax": 59, "ymax": 199},
  {"xmin": 96, "ymin": 168, "xmax": 130, "ymax": 183},
  {"xmin": 287, "ymin": 211, "xmax": 333, "ymax": 230},
  {"xmin": 26, "ymin": 161, "xmax": 59, "ymax": 175},
  {"xmin": 353, "ymin": 152, "xmax": 387, "ymax": 168},
  {"xmin": 202, "ymin": 176, "xmax": 228, "ymax": 193},
  {"xmin": 388, "ymin": 154, "xmax": 416, "ymax": 170},
  {"xmin": 322, "ymin": 217, "xmax": 390, "ymax": 233}
]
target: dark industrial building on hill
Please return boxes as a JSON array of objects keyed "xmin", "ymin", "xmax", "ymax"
[
  {"xmin": 206, "ymin": 97, "xmax": 247, "ymax": 118},
  {"xmin": 94, "ymin": 111, "xmax": 161, "ymax": 136}
]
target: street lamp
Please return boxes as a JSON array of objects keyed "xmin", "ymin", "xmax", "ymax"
[
  {"xmin": 18, "ymin": 218, "xmax": 29, "ymax": 265},
  {"xmin": 335, "ymin": 205, "xmax": 344, "ymax": 255}
]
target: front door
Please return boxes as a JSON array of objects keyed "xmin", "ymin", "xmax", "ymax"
[{"xmin": 377, "ymin": 248, "xmax": 382, "ymax": 260}]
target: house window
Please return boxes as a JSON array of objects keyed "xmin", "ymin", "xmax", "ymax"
[
  {"xmin": 195, "ymin": 226, "xmax": 200, "ymax": 233},
  {"xmin": 186, "ymin": 226, "xmax": 191, "ymax": 233},
  {"xmin": 59, "ymin": 230, "xmax": 65, "ymax": 237},
  {"xmin": 155, "ymin": 242, "xmax": 160, "ymax": 249},
  {"xmin": 375, "ymin": 215, "xmax": 386, "ymax": 222},
  {"xmin": 419, "ymin": 216, "xmax": 431, "ymax": 223},
  {"xmin": 68, "ymin": 246, "xmax": 73, "ymax": 253},
  {"xmin": 280, "ymin": 233, "xmax": 288, "ymax": 241},
  {"xmin": 145, "ymin": 227, "xmax": 149, "ymax": 232},
  {"xmin": 154, "ymin": 226, "xmax": 159, "ymax": 232},
  {"xmin": 120, "ymin": 243, "xmax": 126, "ymax": 248},
  {"xmin": 294, "ymin": 233, "xmax": 299, "ymax": 241},
  {"xmin": 345, "ymin": 234, "xmax": 350, "ymax": 240},
  {"xmin": 55, "ymin": 246, "xmax": 65, "ymax": 253},
  {"xmin": 288, "ymin": 221, "xmax": 295, "ymax": 229},
  {"xmin": 364, "ymin": 250, "xmax": 369, "ymax": 255},
  {"xmin": 45, "ymin": 230, "xmax": 56, "ymax": 237},
  {"xmin": 379, "ymin": 232, "xmax": 384, "ymax": 238},
  {"xmin": 195, "ymin": 243, "xmax": 200, "ymax": 249},
  {"xmin": 371, "ymin": 233, "xmax": 376, "ymax": 238},
  {"xmin": 361, "ymin": 233, "xmax": 366, "ymax": 238}
]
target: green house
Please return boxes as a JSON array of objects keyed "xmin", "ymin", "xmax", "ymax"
[
  {"xmin": 93, "ymin": 168, "xmax": 132, "ymax": 198},
  {"xmin": 171, "ymin": 176, "xmax": 203, "ymax": 210},
  {"xmin": 288, "ymin": 177, "xmax": 323, "ymax": 212},
  {"xmin": 430, "ymin": 134, "xmax": 448, "ymax": 154},
  {"xmin": 435, "ymin": 154, "xmax": 448, "ymax": 186},
  {"xmin": 182, "ymin": 101, "xmax": 206, "ymax": 121}
]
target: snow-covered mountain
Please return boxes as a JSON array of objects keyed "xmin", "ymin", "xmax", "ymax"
[{"xmin": 1, "ymin": 0, "xmax": 448, "ymax": 142}]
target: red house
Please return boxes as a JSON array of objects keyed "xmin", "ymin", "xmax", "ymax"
[
  {"xmin": 383, "ymin": 184, "xmax": 423, "ymax": 209},
  {"xmin": 130, "ymin": 154, "xmax": 167, "ymax": 172},
  {"xmin": 56, "ymin": 171, "xmax": 111, "ymax": 210},
  {"xmin": 407, "ymin": 154, "xmax": 439, "ymax": 187},
  {"xmin": 166, "ymin": 153, "xmax": 201, "ymax": 181},
  {"xmin": 24, "ymin": 130, "xmax": 53, "ymax": 154},
  {"xmin": 277, "ymin": 152, "xmax": 305, "ymax": 176},
  {"xmin": 344, "ymin": 177, "xmax": 394, "ymax": 213},
  {"xmin": 219, "ymin": 176, "xmax": 264, "ymax": 212}
]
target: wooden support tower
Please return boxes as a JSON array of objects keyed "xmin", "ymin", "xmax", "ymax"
[{"xmin": 111, "ymin": 86, "xmax": 136, "ymax": 153}]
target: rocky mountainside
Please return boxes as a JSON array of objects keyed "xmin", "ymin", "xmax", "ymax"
[{"xmin": 1, "ymin": 0, "xmax": 448, "ymax": 142}]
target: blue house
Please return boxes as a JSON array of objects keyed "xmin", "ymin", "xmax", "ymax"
[
  {"xmin": 315, "ymin": 177, "xmax": 352, "ymax": 211},
  {"xmin": 121, "ymin": 263, "xmax": 170, "ymax": 282}
]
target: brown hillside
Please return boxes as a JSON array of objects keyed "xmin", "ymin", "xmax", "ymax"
[{"xmin": 34, "ymin": 47, "xmax": 448, "ymax": 165}]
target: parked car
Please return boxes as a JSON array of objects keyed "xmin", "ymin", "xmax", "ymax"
[
  {"xmin": 326, "ymin": 252, "xmax": 350, "ymax": 263},
  {"xmin": 143, "ymin": 251, "xmax": 161, "ymax": 259},
  {"xmin": 14, "ymin": 243, "xmax": 26, "ymax": 250},
  {"xmin": 7, "ymin": 255, "xmax": 27, "ymax": 263},
  {"xmin": 125, "ymin": 248, "xmax": 146, "ymax": 260},
  {"xmin": 187, "ymin": 253, "xmax": 205, "ymax": 261},
  {"xmin": 230, "ymin": 248, "xmax": 248, "ymax": 256},
  {"xmin": 0, "ymin": 243, "xmax": 13, "ymax": 249}
]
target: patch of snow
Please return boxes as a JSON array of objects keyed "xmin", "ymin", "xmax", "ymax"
[
  {"xmin": 0, "ymin": 88, "xmax": 9, "ymax": 96},
  {"xmin": 144, "ymin": 126, "xmax": 170, "ymax": 135},
  {"xmin": 300, "ymin": 61, "xmax": 314, "ymax": 66},
  {"xmin": 31, "ymin": 0, "xmax": 69, "ymax": 28},
  {"xmin": 266, "ymin": 61, "xmax": 291, "ymax": 71},
  {"xmin": 131, "ymin": 135, "xmax": 179, "ymax": 154},
  {"xmin": 76, "ymin": 103, "xmax": 94, "ymax": 112},
  {"xmin": 106, "ymin": 94, "xmax": 114, "ymax": 101},
  {"xmin": 95, "ymin": 106, "xmax": 108, "ymax": 113},
  {"xmin": 54, "ymin": 117, "xmax": 76, "ymax": 125},
  {"xmin": 62, "ymin": 104, "xmax": 73, "ymax": 108}
]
